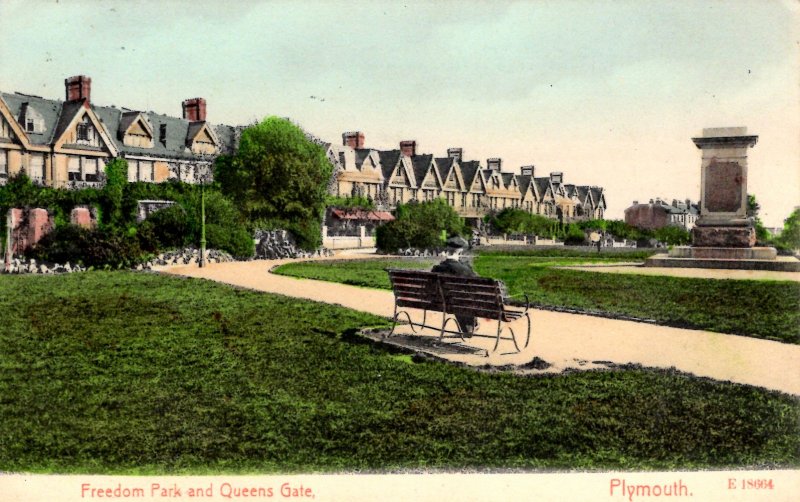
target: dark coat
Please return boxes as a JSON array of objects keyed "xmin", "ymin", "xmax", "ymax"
[{"xmin": 431, "ymin": 259, "xmax": 476, "ymax": 277}]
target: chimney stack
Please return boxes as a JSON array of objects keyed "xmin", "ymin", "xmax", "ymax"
[
  {"xmin": 182, "ymin": 98, "xmax": 207, "ymax": 122},
  {"xmin": 549, "ymin": 172, "xmax": 563, "ymax": 184},
  {"xmin": 65, "ymin": 75, "xmax": 91, "ymax": 103},
  {"xmin": 633, "ymin": 200, "xmax": 639, "ymax": 205},
  {"xmin": 447, "ymin": 148, "xmax": 463, "ymax": 163},
  {"xmin": 400, "ymin": 140, "xmax": 416, "ymax": 157},
  {"xmin": 342, "ymin": 131, "xmax": 365, "ymax": 149},
  {"xmin": 487, "ymin": 158, "xmax": 502, "ymax": 171},
  {"xmin": 520, "ymin": 165, "xmax": 535, "ymax": 177}
]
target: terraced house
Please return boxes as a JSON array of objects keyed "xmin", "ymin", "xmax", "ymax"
[
  {"xmin": 0, "ymin": 76, "xmax": 238, "ymax": 188},
  {"xmin": 1, "ymin": 76, "xmax": 606, "ymax": 225},
  {"xmin": 326, "ymin": 132, "xmax": 606, "ymax": 224}
]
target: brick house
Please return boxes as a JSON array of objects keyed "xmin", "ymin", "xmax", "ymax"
[{"xmin": 624, "ymin": 198, "xmax": 699, "ymax": 230}]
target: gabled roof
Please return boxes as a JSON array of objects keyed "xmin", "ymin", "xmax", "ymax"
[
  {"xmin": 118, "ymin": 111, "xmax": 153, "ymax": 139},
  {"xmin": 411, "ymin": 154, "xmax": 435, "ymax": 187},
  {"xmin": 517, "ymin": 174, "xmax": 533, "ymax": 196},
  {"xmin": 354, "ymin": 148, "xmax": 372, "ymax": 168},
  {"xmin": 576, "ymin": 186, "xmax": 592, "ymax": 205},
  {"xmin": 1, "ymin": 90, "xmax": 237, "ymax": 160},
  {"xmin": 434, "ymin": 157, "xmax": 465, "ymax": 190},
  {"xmin": 378, "ymin": 149, "xmax": 402, "ymax": 180},
  {"xmin": 52, "ymin": 100, "xmax": 87, "ymax": 145},
  {"xmin": 459, "ymin": 160, "xmax": 482, "ymax": 189},
  {"xmin": 1, "ymin": 92, "xmax": 61, "ymax": 145},
  {"xmin": 433, "ymin": 156, "xmax": 453, "ymax": 180},
  {"xmin": 534, "ymin": 177, "xmax": 554, "ymax": 200},
  {"xmin": 590, "ymin": 187, "xmax": 606, "ymax": 207},
  {"xmin": 186, "ymin": 120, "xmax": 220, "ymax": 148},
  {"xmin": 501, "ymin": 172, "xmax": 516, "ymax": 189},
  {"xmin": 0, "ymin": 95, "xmax": 33, "ymax": 150}
]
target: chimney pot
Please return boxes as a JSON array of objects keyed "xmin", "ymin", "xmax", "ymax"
[
  {"xmin": 487, "ymin": 158, "xmax": 502, "ymax": 171},
  {"xmin": 182, "ymin": 98, "xmax": 207, "ymax": 122},
  {"xmin": 633, "ymin": 200, "xmax": 639, "ymax": 205},
  {"xmin": 447, "ymin": 147, "xmax": 463, "ymax": 163},
  {"xmin": 400, "ymin": 140, "xmax": 416, "ymax": 157},
  {"xmin": 65, "ymin": 75, "xmax": 92, "ymax": 103},
  {"xmin": 342, "ymin": 131, "xmax": 365, "ymax": 149}
]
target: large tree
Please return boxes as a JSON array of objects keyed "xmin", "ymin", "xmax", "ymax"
[{"xmin": 215, "ymin": 117, "xmax": 332, "ymax": 249}]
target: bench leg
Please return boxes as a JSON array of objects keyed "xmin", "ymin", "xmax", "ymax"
[
  {"xmin": 524, "ymin": 312, "xmax": 531, "ymax": 349},
  {"xmin": 441, "ymin": 315, "xmax": 461, "ymax": 340},
  {"xmin": 389, "ymin": 305, "xmax": 415, "ymax": 337},
  {"xmin": 493, "ymin": 319, "xmax": 503, "ymax": 353}
]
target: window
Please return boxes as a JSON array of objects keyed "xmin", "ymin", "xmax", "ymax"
[
  {"xmin": 68, "ymin": 156, "xmax": 81, "ymax": 181},
  {"xmin": 138, "ymin": 160, "xmax": 153, "ymax": 182},
  {"xmin": 83, "ymin": 158, "xmax": 99, "ymax": 182},
  {"xmin": 28, "ymin": 154, "xmax": 45, "ymax": 181},
  {"xmin": 76, "ymin": 123, "xmax": 90, "ymax": 141},
  {"xmin": 0, "ymin": 150, "xmax": 7, "ymax": 178},
  {"xmin": 26, "ymin": 119, "xmax": 35, "ymax": 133}
]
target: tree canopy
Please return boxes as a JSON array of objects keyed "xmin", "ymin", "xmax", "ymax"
[
  {"xmin": 376, "ymin": 199, "xmax": 466, "ymax": 251},
  {"xmin": 215, "ymin": 117, "xmax": 332, "ymax": 249}
]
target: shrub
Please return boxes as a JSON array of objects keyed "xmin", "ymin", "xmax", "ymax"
[
  {"xmin": 376, "ymin": 199, "xmax": 466, "ymax": 252},
  {"xmin": 653, "ymin": 225, "xmax": 691, "ymax": 246},
  {"xmin": 563, "ymin": 224, "xmax": 587, "ymax": 245},
  {"xmin": 27, "ymin": 225, "xmax": 145, "ymax": 268},
  {"xmin": 205, "ymin": 223, "xmax": 255, "ymax": 259},
  {"xmin": 146, "ymin": 204, "xmax": 190, "ymax": 249}
]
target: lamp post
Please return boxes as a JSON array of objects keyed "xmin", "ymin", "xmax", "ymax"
[{"xmin": 199, "ymin": 167, "xmax": 208, "ymax": 268}]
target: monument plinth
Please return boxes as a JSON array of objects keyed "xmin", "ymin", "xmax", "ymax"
[
  {"xmin": 691, "ymin": 127, "xmax": 757, "ymax": 248},
  {"xmin": 645, "ymin": 127, "xmax": 799, "ymax": 271}
]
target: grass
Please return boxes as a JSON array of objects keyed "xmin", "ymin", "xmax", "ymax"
[
  {"xmin": 273, "ymin": 256, "xmax": 800, "ymax": 343},
  {"xmin": 477, "ymin": 247, "xmax": 658, "ymax": 260},
  {"xmin": 0, "ymin": 271, "xmax": 798, "ymax": 473}
]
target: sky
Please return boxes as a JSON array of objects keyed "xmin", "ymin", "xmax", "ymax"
[{"xmin": 1, "ymin": 0, "xmax": 798, "ymax": 226}]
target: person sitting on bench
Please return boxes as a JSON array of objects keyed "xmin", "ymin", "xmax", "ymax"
[{"xmin": 431, "ymin": 235, "xmax": 478, "ymax": 336}]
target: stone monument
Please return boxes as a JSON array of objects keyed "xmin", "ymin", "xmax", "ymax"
[{"xmin": 645, "ymin": 127, "xmax": 799, "ymax": 271}]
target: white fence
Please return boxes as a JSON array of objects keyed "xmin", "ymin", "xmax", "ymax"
[
  {"xmin": 322, "ymin": 225, "xmax": 375, "ymax": 250},
  {"xmin": 482, "ymin": 235, "xmax": 564, "ymax": 246}
]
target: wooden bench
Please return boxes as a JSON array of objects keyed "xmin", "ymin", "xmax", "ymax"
[{"xmin": 386, "ymin": 269, "xmax": 531, "ymax": 355}]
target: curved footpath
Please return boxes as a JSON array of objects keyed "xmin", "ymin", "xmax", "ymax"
[{"xmin": 159, "ymin": 257, "xmax": 800, "ymax": 396}]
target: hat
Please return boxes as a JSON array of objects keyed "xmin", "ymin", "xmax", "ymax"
[{"xmin": 445, "ymin": 236, "xmax": 468, "ymax": 249}]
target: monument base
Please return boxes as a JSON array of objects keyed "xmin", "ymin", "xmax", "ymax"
[
  {"xmin": 668, "ymin": 246, "xmax": 777, "ymax": 260},
  {"xmin": 691, "ymin": 225, "xmax": 755, "ymax": 247},
  {"xmin": 644, "ymin": 251, "xmax": 800, "ymax": 272}
]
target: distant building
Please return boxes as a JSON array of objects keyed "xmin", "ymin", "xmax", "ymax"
[
  {"xmin": 624, "ymin": 198, "xmax": 699, "ymax": 230},
  {"xmin": 325, "ymin": 131, "xmax": 606, "ymax": 224}
]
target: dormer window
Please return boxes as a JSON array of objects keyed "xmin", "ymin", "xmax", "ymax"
[{"xmin": 18, "ymin": 103, "xmax": 45, "ymax": 134}]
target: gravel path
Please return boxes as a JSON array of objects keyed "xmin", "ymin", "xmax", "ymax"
[{"xmin": 159, "ymin": 257, "xmax": 800, "ymax": 396}]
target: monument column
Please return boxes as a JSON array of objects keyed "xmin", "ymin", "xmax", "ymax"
[
  {"xmin": 645, "ymin": 126, "xmax": 798, "ymax": 270},
  {"xmin": 691, "ymin": 127, "xmax": 758, "ymax": 248}
]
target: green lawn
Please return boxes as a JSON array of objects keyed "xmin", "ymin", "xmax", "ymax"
[
  {"xmin": 1, "ymin": 271, "xmax": 798, "ymax": 473},
  {"xmin": 273, "ymin": 256, "xmax": 800, "ymax": 343}
]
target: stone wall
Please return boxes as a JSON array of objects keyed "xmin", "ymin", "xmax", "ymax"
[
  {"xmin": 254, "ymin": 229, "xmax": 332, "ymax": 259},
  {"xmin": 137, "ymin": 200, "xmax": 177, "ymax": 222}
]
